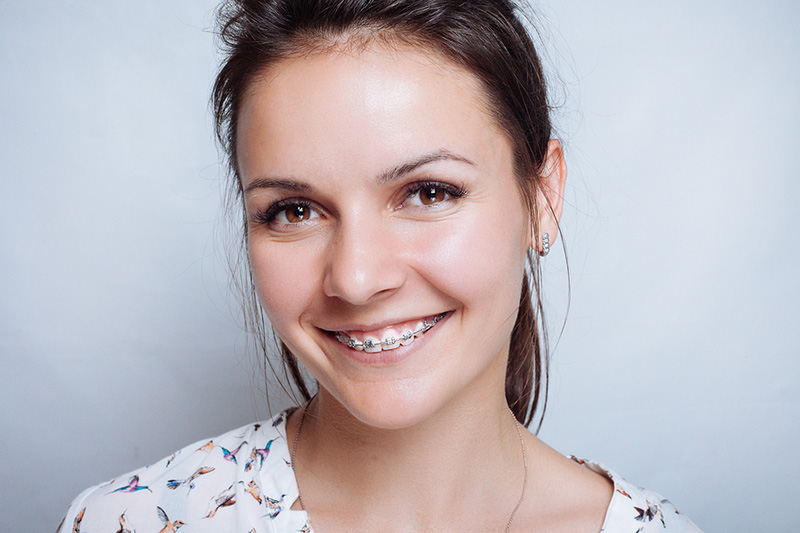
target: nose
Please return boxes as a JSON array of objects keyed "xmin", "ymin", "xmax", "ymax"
[{"xmin": 322, "ymin": 219, "xmax": 406, "ymax": 305}]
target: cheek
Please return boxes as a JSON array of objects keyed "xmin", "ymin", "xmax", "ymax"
[
  {"xmin": 248, "ymin": 242, "xmax": 320, "ymax": 330},
  {"xmin": 406, "ymin": 208, "xmax": 529, "ymax": 311}
]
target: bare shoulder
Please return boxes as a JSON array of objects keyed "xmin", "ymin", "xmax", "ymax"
[{"xmin": 517, "ymin": 434, "xmax": 613, "ymax": 532}]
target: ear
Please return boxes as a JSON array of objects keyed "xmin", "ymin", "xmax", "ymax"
[{"xmin": 532, "ymin": 139, "xmax": 567, "ymax": 252}]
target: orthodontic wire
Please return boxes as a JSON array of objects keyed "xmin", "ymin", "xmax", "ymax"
[{"xmin": 334, "ymin": 313, "xmax": 445, "ymax": 349}]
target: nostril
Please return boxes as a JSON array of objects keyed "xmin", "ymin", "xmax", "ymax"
[{"xmin": 322, "ymin": 232, "xmax": 406, "ymax": 304}]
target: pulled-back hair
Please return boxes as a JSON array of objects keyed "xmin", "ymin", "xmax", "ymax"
[{"xmin": 213, "ymin": 0, "xmax": 554, "ymax": 429}]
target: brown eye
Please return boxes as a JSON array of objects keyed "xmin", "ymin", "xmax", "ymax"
[
  {"xmin": 285, "ymin": 205, "xmax": 309, "ymax": 223},
  {"xmin": 402, "ymin": 181, "xmax": 466, "ymax": 209},
  {"xmin": 420, "ymin": 186, "xmax": 445, "ymax": 205}
]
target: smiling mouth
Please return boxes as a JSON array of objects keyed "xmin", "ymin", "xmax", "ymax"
[{"xmin": 333, "ymin": 312, "xmax": 447, "ymax": 353}]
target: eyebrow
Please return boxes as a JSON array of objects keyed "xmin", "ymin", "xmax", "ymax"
[
  {"xmin": 377, "ymin": 150, "xmax": 475, "ymax": 184},
  {"xmin": 244, "ymin": 177, "xmax": 311, "ymax": 194},
  {"xmin": 244, "ymin": 149, "xmax": 475, "ymax": 194}
]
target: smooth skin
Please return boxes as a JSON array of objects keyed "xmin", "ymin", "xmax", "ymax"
[{"xmin": 237, "ymin": 40, "xmax": 611, "ymax": 531}]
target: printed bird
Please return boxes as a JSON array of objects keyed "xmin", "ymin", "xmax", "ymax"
[
  {"xmin": 236, "ymin": 423, "xmax": 262, "ymax": 439},
  {"xmin": 264, "ymin": 493, "xmax": 286, "ymax": 519},
  {"xmin": 72, "ymin": 507, "xmax": 85, "ymax": 533},
  {"xmin": 196, "ymin": 440, "xmax": 214, "ymax": 453},
  {"xmin": 156, "ymin": 506, "xmax": 184, "ymax": 533},
  {"xmin": 165, "ymin": 452, "xmax": 178, "ymax": 467},
  {"xmin": 115, "ymin": 511, "xmax": 134, "ymax": 533},
  {"xmin": 272, "ymin": 411, "xmax": 286, "ymax": 427},
  {"xmin": 299, "ymin": 521, "xmax": 312, "ymax": 533},
  {"xmin": 205, "ymin": 484, "xmax": 237, "ymax": 518},
  {"xmin": 616, "ymin": 487, "xmax": 632, "ymax": 499},
  {"xmin": 661, "ymin": 498, "xmax": 681, "ymax": 514},
  {"xmin": 634, "ymin": 501, "xmax": 665, "ymax": 526},
  {"xmin": 166, "ymin": 466, "xmax": 216, "ymax": 492},
  {"xmin": 239, "ymin": 479, "xmax": 262, "ymax": 503},
  {"xmin": 220, "ymin": 440, "xmax": 248, "ymax": 464},
  {"xmin": 109, "ymin": 475, "xmax": 152, "ymax": 494},
  {"xmin": 245, "ymin": 439, "xmax": 274, "ymax": 471}
]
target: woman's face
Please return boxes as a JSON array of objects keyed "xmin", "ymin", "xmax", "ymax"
[{"xmin": 237, "ymin": 42, "xmax": 532, "ymax": 429}]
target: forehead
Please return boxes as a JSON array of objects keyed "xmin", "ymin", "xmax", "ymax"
[{"xmin": 236, "ymin": 41, "xmax": 512, "ymax": 183}]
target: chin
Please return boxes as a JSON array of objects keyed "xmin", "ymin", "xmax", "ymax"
[{"xmin": 322, "ymin": 378, "xmax": 451, "ymax": 431}]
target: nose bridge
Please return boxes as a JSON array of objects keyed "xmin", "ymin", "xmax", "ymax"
[{"xmin": 323, "ymin": 213, "xmax": 403, "ymax": 304}]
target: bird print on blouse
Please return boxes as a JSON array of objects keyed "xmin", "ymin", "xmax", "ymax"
[
  {"xmin": 635, "ymin": 500, "xmax": 667, "ymax": 527},
  {"xmin": 57, "ymin": 411, "xmax": 304, "ymax": 532},
  {"xmin": 264, "ymin": 494, "xmax": 287, "ymax": 519},
  {"xmin": 71, "ymin": 508, "xmax": 84, "ymax": 533},
  {"xmin": 156, "ymin": 506, "xmax": 184, "ymax": 532},
  {"xmin": 165, "ymin": 451, "xmax": 179, "ymax": 467},
  {"xmin": 204, "ymin": 483, "xmax": 236, "ymax": 518},
  {"xmin": 245, "ymin": 439, "xmax": 275, "ymax": 472},
  {"xmin": 196, "ymin": 440, "xmax": 214, "ymax": 453},
  {"xmin": 115, "ymin": 511, "xmax": 133, "ymax": 533},
  {"xmin": 166, "ymin": 466, "xmax": 215, "ymax": 493},
  {"xmin": 220, "ymin": 441, "xmax": 248, "ymax": 464},
  {"xmin": 109, "ymin": 475, "xmax": 151, "ymax": 494},
  {"xmin": 271, "ymin": 411, "xmax": 286, "ymax": 427},
  {"xmin": 241, "ymin": 479, "xmax": 263, "ymax": 504}
]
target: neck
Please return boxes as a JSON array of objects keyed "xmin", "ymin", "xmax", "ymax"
[{"xmin": 292, "ymin": 383, "xmax": 526, "ymax": 530}]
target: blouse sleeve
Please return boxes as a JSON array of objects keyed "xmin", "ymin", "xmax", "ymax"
[{"xmin": 56, "ymin": 483, "xmax": 102, "ymax": 533}]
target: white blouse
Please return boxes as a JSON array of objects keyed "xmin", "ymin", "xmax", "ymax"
[{"xmin": 58, "ymin": 411, "xmax": 702, "ymax": 532}]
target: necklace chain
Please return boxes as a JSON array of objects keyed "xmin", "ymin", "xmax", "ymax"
[
  {"xmin": 506, "ymin": 414, "xmax": 528, "ymax": 532},
  {"xmin": 290, "ymin": 400, "xmax": 528, "ymax": 532}
]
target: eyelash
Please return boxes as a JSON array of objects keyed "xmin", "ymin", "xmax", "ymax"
[
  {"xmin": 251, "ymin": 180, "xmax": 468, "ymax": 228},
  {"xmin": 251, "ymin": 198, "xmax": 315, "ymax": 226},
  {"xmin": 401, "ymin": 180, "xmax": 468, "ymax": 207}
]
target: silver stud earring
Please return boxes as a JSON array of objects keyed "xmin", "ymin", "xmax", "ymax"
[{"xmin": 539, "ymin": 232, "xmax": 550, "ymax": 257}]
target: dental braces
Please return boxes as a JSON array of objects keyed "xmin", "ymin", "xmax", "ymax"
[{"xmin": 334, "ymin": 313, "xmax": 446, "ymax": 349}]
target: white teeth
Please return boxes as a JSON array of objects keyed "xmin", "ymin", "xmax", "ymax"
[
  {"xmin": 400, "ymin": 330, "xmax": 415, "ymax": 345},
  {"xmin": 335, "ymin": 313, "xmax": 446, "ymax": 351},
  {"xmin": 382, "ymin": 330, "xmax": 400, "ymax": 350},
  {"xmin": 363, "ymin": 336, "xmax": 382, "ymax": 353}
]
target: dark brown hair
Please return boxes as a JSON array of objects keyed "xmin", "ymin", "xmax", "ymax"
[{"xmin": 213, "ymin": 0, "xmax": 554, "ymax": 429}]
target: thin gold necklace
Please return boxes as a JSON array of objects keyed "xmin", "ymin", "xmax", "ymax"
[{"xmin": 290, "ymin": 401, "xmax": 528, "ymax": 532}]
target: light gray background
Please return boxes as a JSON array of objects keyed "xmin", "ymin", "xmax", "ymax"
[{"xmin": 2, "ymin": 1, "xmax": 798, "ymax": 531}]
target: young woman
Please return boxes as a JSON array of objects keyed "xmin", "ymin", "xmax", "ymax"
[{"xmin": 59, "ymin": 1, "xmax": 701, "ymax": 531}]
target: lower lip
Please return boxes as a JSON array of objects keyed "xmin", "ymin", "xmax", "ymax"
[{"xmin": 325, "ymin": 312, "xmax": 451, "ymax": 367}]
